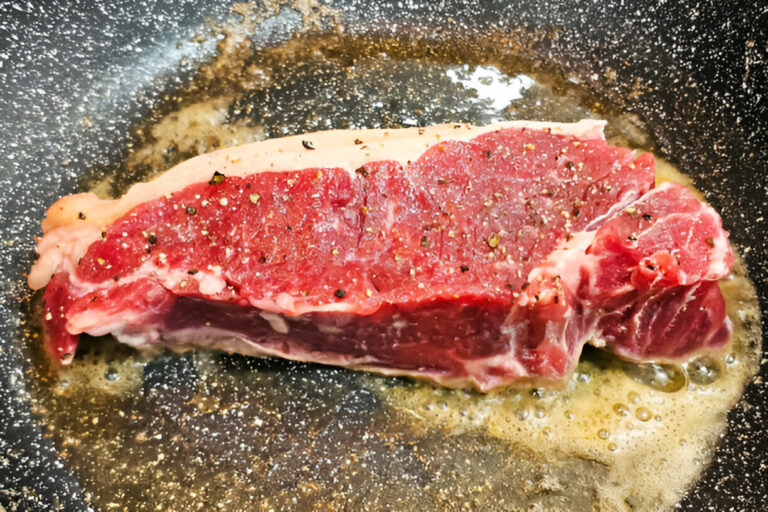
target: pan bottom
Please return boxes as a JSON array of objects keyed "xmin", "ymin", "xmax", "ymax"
[{"xmin": 25, "ymin": 27, "xmax": 763, "ymax": 512}]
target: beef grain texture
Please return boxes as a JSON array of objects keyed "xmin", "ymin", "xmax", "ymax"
[{"xmin": 33, "ymin": 123, "xmax": 733, "ymax": 390}]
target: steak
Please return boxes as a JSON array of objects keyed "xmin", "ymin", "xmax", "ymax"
[{"xmin": 30, "ymin": 121, "xmax": 733, "ymax": 390}]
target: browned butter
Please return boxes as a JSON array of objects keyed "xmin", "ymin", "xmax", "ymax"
[{"xmin": 25, "ymin": 30, "xmax": 762, "ymax": 512}]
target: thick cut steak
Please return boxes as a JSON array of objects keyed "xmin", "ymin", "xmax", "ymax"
[{"xmin": 30, "ymin": 121, "xmax": 733, "ymax": 390}]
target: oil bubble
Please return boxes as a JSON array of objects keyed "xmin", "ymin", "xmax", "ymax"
[
  {"xmin": 687, "ymin": 356, "xmax": 721, "ymax": 385},
  {"xmin": 635, "ymin": 407, "xmax": 652, "ymax": 422},
  {"xmin": 621, "ymin": 362, "xmax": 686, "ymax": 392},
  {"xmin": 613, "ymin": 403, "xmax": 630, "ymax": 416}
]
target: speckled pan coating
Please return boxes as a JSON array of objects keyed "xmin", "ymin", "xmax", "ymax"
[{"xmin": 0, "ymin": 1, "xmax": 765, "ymax": 510}]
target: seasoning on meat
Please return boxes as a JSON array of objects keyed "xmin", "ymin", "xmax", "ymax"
[{"xmin": 29, "ymin": 121, "xmax": 734, "ymax": 391}]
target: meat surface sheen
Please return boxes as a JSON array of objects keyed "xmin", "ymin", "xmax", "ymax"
[{"xmin": 31, "ymin": 121, "xmax": 733, "ymax": 390}]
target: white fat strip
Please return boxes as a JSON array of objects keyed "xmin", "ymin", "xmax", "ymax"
[
  {"xmin": 259, "ymin": 311, "xmax": 290, "ymax": 334},
  {"xmin": 317, "ymin": 324, "xmax": 346, "ymax": 335},
  {"xmin": 249, "ymin": 296, "xmax": 363, "ymax": 316},
  {"xmin": 30, "ymin": 120, "xmax": 606, "ymax": 290},
  {"xmin": 384, "ymin": 202, "xmax": 397, "ymax": 230},
  {"xmin": 461, "ymin": 346, "xmax": 528, "ymax": 380},
  {"xmin": 273, "ymin": 292, "xmax": 303, "ymax": 314},
  {"xmin": 112, "ymin": 328, "xmax": 164, "ymax": 349},
  {"xmin": 64, "ymin": 259, "xmax": 228, "ymax": 303},
  {"xmin": 520, "ymin": 230, "xmax": 596, "ymax": 305},
  {"xmin": 196, "ymin": 272, "xmax": 227, "ymax": 296},
  {"xmin": 703, "ymin": 208, "xmax": 733, "ymax": 279},
  {"xmin": 68, "ymin": 305, "xmax": 162, "ymax": 340},
  {"xmin": 29, "ymin": 223, "xmax": 103, "ymax": 289},
  {"xmin": 583, "ymin": 188, "xmax": 646, "ymax": 231}
]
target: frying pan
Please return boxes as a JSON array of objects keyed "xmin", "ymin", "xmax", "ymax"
[{"xmin": 0, "ymin": 1, "xmax": 766, "ymax": 510}]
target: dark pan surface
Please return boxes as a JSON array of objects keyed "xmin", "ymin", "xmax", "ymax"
[{"xmin": 1, "ymin": 1, "xmax": 766, "ymax": 510}]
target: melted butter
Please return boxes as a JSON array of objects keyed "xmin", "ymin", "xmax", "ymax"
[
  {"xmin": 654, "ymin": 155, "xmax": 705, "ymax": 199},
  {"xmin": 26, "ymin": 29, "xmax": 762, "ymax": 512},
  {"xmin": 126, "ymin": 95, "xmax": 265, "ymax": 175}
]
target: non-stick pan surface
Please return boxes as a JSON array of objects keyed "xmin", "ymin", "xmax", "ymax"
[{"xmin": 0, "ymin": 1, "xmax": 766, "ymax": 510}]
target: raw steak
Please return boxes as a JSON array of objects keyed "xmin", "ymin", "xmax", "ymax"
[{"xmin": 30, "ymin": 121, "xmax": 733, "ymax": 390}]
